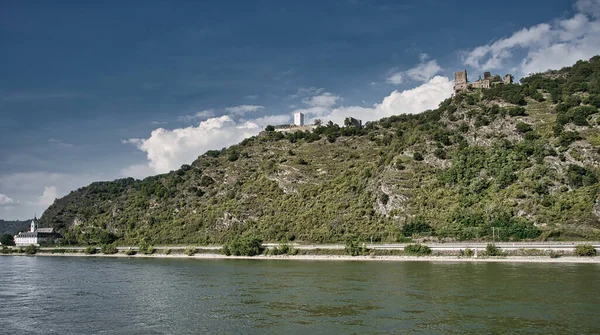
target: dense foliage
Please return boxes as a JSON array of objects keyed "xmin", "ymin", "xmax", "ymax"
[{"xmin": 39, "ymin": 57, "xmax": 600, "ymax": 245}]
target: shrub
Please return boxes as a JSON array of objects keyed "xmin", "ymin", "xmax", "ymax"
[
  {"xmin": 1, "ymin": 246, "xmax": 10, "ymax": 254},
  {"xmin": 460, "ymin": 248, "xmax": 474, "ymax": 257},
  {"xmin": 25, "ymin": 244, "xmax": 37, "ymax": 255},
  {"xmin": 515, "ymin": 122, "xmax": 533, "ymax": 133},
  {"xmin": 404, "ymin": 244, "xmax": 432, "ymax": 255},
  {"xmin": 184, "ymin": 246, "xmax": 197, "ymax": 256},
  {"xmin": 124, "ymin": 249, "xmax": 136, "ymax": 256},
  {"xmin": 101, "ymin": 243, "xmax": 118, "ymax": 254},
  {"xmin": 485, "ymin": 244, "xmax": 503, "ymax": 256},
  {"xmin": 413, "ymin": 152, "xmax": 424, "ymax": 161},
  {"xmin": 163, "ymin": 248, "xmax": 171, "ymax": 255},
  {"xmin": 224, "ymin": 236, "xmax": 264, "ymax": 256},
  {"xmin": 84, "ymin": 246, "xmax": 97, "ymax": 255},
  {"xmin": 575, "ymin": 244, "xmax": 597, "ymax": 256},
  {"xmin": 344, "ymin": 235, "xmax": 363, "ymax": 256},
  {"xmin": 144, "ymin": 245, "xmax": 155, "ymax": 255}
]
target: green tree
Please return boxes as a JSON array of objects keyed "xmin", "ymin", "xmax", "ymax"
[
  {"xmin": 265, "ymin": 125, "xmax": 275, "ymax": 132},
  {"xmin": 0, "ymin": 233, "xmax": 15, "ymax": 246}
]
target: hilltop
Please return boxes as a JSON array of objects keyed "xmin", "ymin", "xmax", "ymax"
[{"xmin": 40, "ymin": 57, "xmax": 600, "ymax": 245}]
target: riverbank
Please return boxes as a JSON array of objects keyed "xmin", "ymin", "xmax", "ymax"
[{"xmin": 3, "ymin": 252, "xmax": 600, "ymax": 263}]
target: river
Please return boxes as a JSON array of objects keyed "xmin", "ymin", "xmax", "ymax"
[{"xmin": 1, "ymin": 256, "xmax": 598, "ymax": 334}]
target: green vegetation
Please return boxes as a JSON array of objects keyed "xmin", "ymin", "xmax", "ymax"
[
  {"xmin": 124, "ymin": 249, "xmax": 136, "ymax": 256},
  {"xmin": 101, "ymin": 243, "xmax": 118, "ymax": 254},
  {"xmin": 267, "ymin": 243, "xmax": 298, "ymax": 256},
  {"xmin": 24, "ymin": 244, "xmax": 37, "ymax": 255},
  {"xmin": 0, "ymin": 233, "xmax": 15, "ymax": 246},
  {"xmin": 404, "ymin": 244, "xmax": 432, "ymax": 255},
  {"xmin": 222, "ymin": 236, "xmax": 264, "ymax": 256},
  {"xmin": 184, "ymin": 246, "xmax": 197, "ymax": 256},
  {"xmin": 575, "ymin": 244, "xmax": 597, "ymax": 256},
  {"xmin": 485, "ymin": 244, "xmax": 503, "ymax": 256},
  {"xmin": 344, "ymin": 235, "xmax": 367, "ymax": 256},
  {"xmin": 84, "ymin": 246, "xmax": 97, "ymax": 255},
  {"xmin": 37, "ymin": 56, "xmax": 600, "ymax": 245}
]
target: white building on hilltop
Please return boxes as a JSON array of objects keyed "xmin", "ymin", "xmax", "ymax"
[
  {"xmin": 14, "ymin": 217, "xmax": 60, "ymax": 246},
  {"xmin": 294, "ymin": 112, "xmax": 305, "ymax": 126}
]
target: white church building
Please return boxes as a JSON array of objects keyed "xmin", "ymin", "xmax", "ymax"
[{"xmin": 14, "ymin": 217, "xmax": 60, "ymax": 247}]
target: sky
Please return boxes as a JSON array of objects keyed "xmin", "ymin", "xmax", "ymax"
[{"xmin": 1, "ymin": 0, "xmax": 599, "ymax": 220}]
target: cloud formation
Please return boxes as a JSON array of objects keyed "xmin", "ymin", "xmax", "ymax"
[
  {"xmin": 387, "ymin": 55, "xmax": 442, "ymax": 84},
  {"xmin": 303, "ymin": 92, "xmax": 341, "ymax": 107},
  {"xmin": 225, "ymin": 105, "xmax": 264, "ymax": 115},
  {"xmin": 124, "ymin": 116, "xmax": 262, "ymax": 174},
  {"xmin": 38, "ymin": 186, "xmax": 58, "ymax": 206},
  {"xmin": 0, "ymin": 193, "xmax": 15, "ymax": 205},
  {"xmin": 463, "ymin": 0, "xmax": 600, "ymax": 76},
  {"xmin": 178, "ymin": 109, "xmax": 216, "ymax": 122}
]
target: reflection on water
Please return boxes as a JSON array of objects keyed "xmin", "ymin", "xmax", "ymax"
[{"xmin": 0, "ymin": 257, "xmax": 599, "ymax": 334}]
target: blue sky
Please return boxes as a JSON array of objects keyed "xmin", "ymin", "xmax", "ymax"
[{"xmin": 1, "ymin": 0, "xmax": 599, "ymax": 219}]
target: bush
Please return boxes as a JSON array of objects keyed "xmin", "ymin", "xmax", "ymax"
[
  {"xmin": 413, "ymin": 152, "xmax": 424, "ymax": 161},
  {"xmin": 101, "ymin": 243, "xmax": 118, "ymax": 254},
  {"xmin": 224, "ymin": 236, "xmax": 264, "ymax": 256},
  {"xmin": 25, "ymin": 244, "xmax": 37, "ymax": 255},
  {"xmin": 84, "ymin": 246, "xmax": 97, "ymax": 255},
  {"xmin": 575, "ymin": 244, "xmax": 597, "ymax": 256},
  {"xmin": 460, "ymin": 248, "xmax": 474, "ymax": 257},
  {"xmin": 124, "ymin": 249, "xmax": 136, "ymax": 256},
  {"xmin": 344, "ymin": 235, "xmax": 363, "ymax": 256},
  {"xmin": 163, "ymin": 248, "xmax": 171, "ymax": 255},
  {"xmin": 1, "ymin": 246, "xmax": 10, "ymax": 254},
  {"xmin": 485, "ymin": 244, "xmax": 503, "ymax": 256},
  {"xmin": 515, "ymin": 122, "xmax": 533, "ymax": 133},
  {"xmin": 404, "ymin": 244, "xmax": 431, "ymax": 255},
  {"xmin": 184, "ymin": 246, "xmax": 197, "ymax": 256}
]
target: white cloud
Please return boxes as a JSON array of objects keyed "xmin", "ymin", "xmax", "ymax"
[
  {"xmin": 386, "ymin": 73, "xmax": 404, "ymax": 84},
  {"xmin": 387, "ymin": 57, "xmax": 442, "ymax": 84},
  {"xmin": 303, "ymin": 92, "xmax": 341, "ymax": 108},
  {"xmin": 178, "ymin": 109, "xmax": 215, "ymax": 122},
  {"xmin": 225, "ymin": 105, "xmax": 264, "ymax": 116},
  {"xmin": 248, "ymin": 114, "xmax": 291, "ymax": 127},
  {"xmin": 0, "ymin": 193, "xmax": 15, "ymax": 205},
  {"xmin": 0, "ymin": 172, "xmax": 102, "ymax": 219},
  {"xmin": 125, "ymin": 115, "xmax": 261, "ymax": 174},
  {"xmin": 38, "ymin": 186, "xmax": 58, "ymax": 206},
  {"xmin": 576, "ymin": 0, "xmax": 600, "ymax": 17},
  {"xmin": 463, "ymin": 1, "xmax": 600, "ymax": 76},
  {"xmin": 323, "ymin": 76, "xmax": 453, "ymax": 125}
]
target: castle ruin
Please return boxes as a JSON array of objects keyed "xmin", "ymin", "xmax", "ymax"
[{"xmin": 454, "ymin": 70, "xmax": 513, "ymax": 93}]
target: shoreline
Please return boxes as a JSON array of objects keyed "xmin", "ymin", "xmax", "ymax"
[{"xmin": 3, "ymin": 252, "xmax": 600, "ymax": 263}]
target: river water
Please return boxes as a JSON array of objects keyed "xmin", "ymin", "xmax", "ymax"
[{"xmin": 0, "ymin": 256, "xmax": 598, "ymax": 334}]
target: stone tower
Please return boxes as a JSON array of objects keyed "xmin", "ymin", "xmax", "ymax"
[
  {"xmin": 294, "ymin": 112, "xmax": 305, "ymax": 126},
  {"xmin": 454, "ymin": 70, "xmax": 468, "ymax": 92},
  {"xmin": 504, "ymin": 74, "xmax": 513, "ymax": 84}
]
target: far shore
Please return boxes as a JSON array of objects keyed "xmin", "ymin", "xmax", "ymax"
[{"xmin": 3, "ymin": 251, "xmax": 600, "ymax": 264}]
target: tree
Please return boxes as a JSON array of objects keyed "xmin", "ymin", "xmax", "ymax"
[
  {"xmin": 314, "ymin": 119, "xmax": 322, "ymax": 126},
  {"xmin": 0, "ymin": 233, "xmax": 15, "ymax": 246},
  {"xmin": 265, "ymin": 125, "xmax": 275, "ymax": 132}
]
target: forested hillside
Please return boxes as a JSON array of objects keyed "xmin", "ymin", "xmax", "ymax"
[{"xmin": 40, "ymin": 57, "xmax": 600, "ymax": 245}]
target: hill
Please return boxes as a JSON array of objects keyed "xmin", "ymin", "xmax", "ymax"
[
  {"xmin": 40, "ymin": 57, "xmax": 600, "ymax": 245},
  {"xmin": 0, "ymin": 219, "xmax": 32, "ymax": 237}
]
